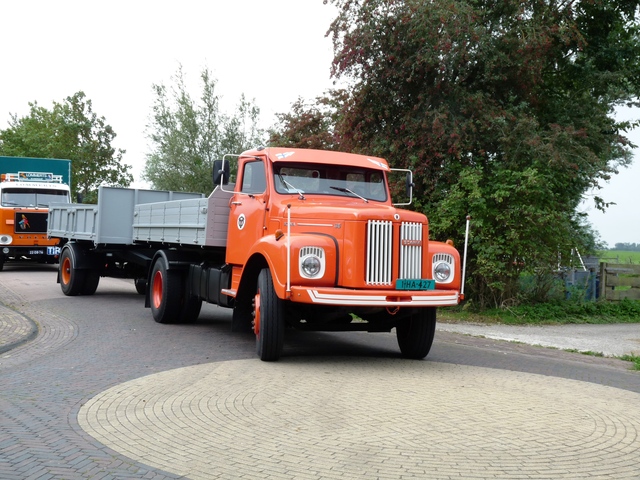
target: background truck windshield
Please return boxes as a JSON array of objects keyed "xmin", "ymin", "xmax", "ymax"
[
  {"xmin": 273, "ymin": 163, "xmax": 387, "ymax": 202},
  {"xmin": 1, "ymin": 188, "xmax": 70, "ymax": 207}
]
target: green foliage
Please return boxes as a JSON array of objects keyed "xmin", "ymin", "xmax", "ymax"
[
  {"xmin": 269, "ymin": 92, "xmax": 346, "ymax": 150},
  {"xmin": 0, "ymin": 91, "xmax": 132, "ymax": 202},
  {"xmin": 320, "ymin": 0, "xmax": 640, "ymax": 308},
  {"xmin": 462, "ymin": 298, "xmax": 640, "ymax": 325},
  {"xmin": 620, "ymin": 354, "xmax": 640, "ymax": 370},
  {"xmin": 599, "ymin": 250, "xmax": 640, "ymax": 264},
  {"xmin": 144, "ymin": 66, "xmax": 266, "ymax": 193}
]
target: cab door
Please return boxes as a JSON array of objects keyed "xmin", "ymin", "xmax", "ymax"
[{"xmin": 226, "ymin": 158, "xmax": 269, "ymax": 265}]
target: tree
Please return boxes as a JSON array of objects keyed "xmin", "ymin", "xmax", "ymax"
[
  {"xmin": 144, "ymin": 66, "xmax": 266, "ymax": 193},
  {"xmin": 268, "ymin": 91, "xmax": 347, "ymax": 150},
  {"xmin": 322, "ymin": 0, "xmax": 640, "ymax": 307},
  {"xmin": 0, "ymin": 91, "xmax": 132, "ymax": 203}
]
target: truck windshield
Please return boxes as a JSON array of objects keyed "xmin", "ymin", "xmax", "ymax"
[
  {"xmin": 273, "ymin": 163, "xmax": 388, "ymax": 202},
  {"xmin": 1, "ymin": 188, "xmax": 70, "ymax": 207}
]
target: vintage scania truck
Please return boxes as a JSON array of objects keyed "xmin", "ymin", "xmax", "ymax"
[
  {"xmin": 0, "ymin": 156, "xmax": 71, "ymax": 270},
  {"xmin": 48, "ymin": 147, "xmax": 467, "ymax": 361}
]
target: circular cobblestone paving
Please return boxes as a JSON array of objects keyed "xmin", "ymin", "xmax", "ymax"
[{"xmin": 78, "ymin": 358, "xmax": 640, "ymax": 479}]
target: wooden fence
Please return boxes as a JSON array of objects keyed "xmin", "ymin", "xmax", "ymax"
[{"xmin": 598, "ymin": 263, "xmax": 640, "ymax": 301}]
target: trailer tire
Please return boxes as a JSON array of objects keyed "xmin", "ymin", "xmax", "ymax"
[
  {"xmin": 59, "ymin": 245, "xmax": 86, "ymax": 296},
  {"xmin": 134, "ymin": 278, "xmax": 147, "ymax": 295},
  {"xmin": 82, "ymin": 271, "xmax": 101, "ymax": 295},
  {"xmin": 150, "ymin": 257, "xmax": 181, "ymax": 324},
  {"xmin": 396, "ymin": 307, "xmax": 436, "ymax": 359},
  {"xmin": 255, "ymin": 268, "xmax": 285, "ymax": 361}
]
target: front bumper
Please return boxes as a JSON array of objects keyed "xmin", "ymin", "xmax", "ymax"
[
  {"xmin": 0, "ymin": 245, "xmax": 60, "ymax": 260},
  {"xmin": 289, "ymin": 286, "xmax": 460, "ymax": 307}
]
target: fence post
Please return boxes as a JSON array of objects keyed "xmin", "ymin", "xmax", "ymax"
[{"xmin": 599, "ymin": 262, "xmax": 606, "ymax": 300}]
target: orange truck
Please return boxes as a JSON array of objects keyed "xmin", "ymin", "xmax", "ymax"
[
  {"xmin": 48, "ymin": 147, "xmax": 468, "ymax": 361},
  {"xmin": 0, "ymin": 156, "xmax": 71, "ymax": 270}
]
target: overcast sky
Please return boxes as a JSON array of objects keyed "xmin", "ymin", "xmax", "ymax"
[{"xmin": 1, "ymin": 0, "xmax": 638, "ymax": 248}]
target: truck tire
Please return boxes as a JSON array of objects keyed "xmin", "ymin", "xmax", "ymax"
[
  {"xmin": 134, "ymin": 278, "xmax": 147, "ymax": 295},
  {"xmin": 150, "ymin": 257, "xmax": 181, "ymax": 324},
  {"xmin": 59, "ymin": 245, "xmax": 86, "ymax": 296},
  {"xmin": 82, "ymin": 271, "xmax": 101, "ymax": 295},
  {"xmin": 178, "ymin": 294, "xmax": 202, "ymax": 324},
  {"xmin": 254, "ymin": 268, "xmax": 285, "ymax": 361},
  {"xmin": 396, "ymin": 307, "xmax": 436, "ymax": 359}
]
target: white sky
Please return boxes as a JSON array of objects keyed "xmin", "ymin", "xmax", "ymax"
[{"xmin": 1, "ymin": 0, "xmax": 638, "ymax": 248}]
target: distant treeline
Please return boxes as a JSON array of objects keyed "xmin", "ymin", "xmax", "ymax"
[{"xmin": 612, "ymin": 243, "xmax": 640, "ymax": 251}]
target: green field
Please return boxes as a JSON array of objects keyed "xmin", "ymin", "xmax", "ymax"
[{"xmin": 597, "ymin": 250, "xmax": 640, "ymax": 265}]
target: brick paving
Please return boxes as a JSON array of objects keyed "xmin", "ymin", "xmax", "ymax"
[{"xmin": 1, "ymin": 270, "xmax": 640, "ymax": 479}]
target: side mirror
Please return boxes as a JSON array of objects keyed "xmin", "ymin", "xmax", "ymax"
[
  {"xmin": 405, "ymin": 172, "xmax": 414, "ymax": 197},
  {"xmin": 212, "ymin": 160, "xmax": 229, "ymax": 186}
]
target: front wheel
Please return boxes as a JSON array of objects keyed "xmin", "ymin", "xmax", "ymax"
[
  {"xmin": 254, "ymin": 268, "xmax": 285, "ymax": 361},
  {"xmin": 59, "ymin": 245, "xmax": 86, "ymax": 296},
  {"xmin": 396, "ymin": 307, "xmax": 436, "ymax": 359}
]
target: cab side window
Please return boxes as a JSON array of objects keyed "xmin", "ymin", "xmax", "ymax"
[{"xmin": 241, "ymin": 160, "xmax": 266, "ymax": 194}]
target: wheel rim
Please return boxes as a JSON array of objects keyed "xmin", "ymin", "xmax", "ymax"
[
  {"xmin": 253, "ymin": 292, "xmax": 261, "ymax": 335},
  {"xmin": 152, "ymin": 269, "xmax": 163, "ymax": 309},
  {"xmin": 61, "ymin": 257, "xmax": 71, "ymax": 285}
]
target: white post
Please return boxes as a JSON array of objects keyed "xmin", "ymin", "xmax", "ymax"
[
  {"xmin": 461, "ymin": 215, "xmax": 470, "ymax": 298},
  {"xmin": 287, "ymin": 204, "xmax": 291, "ymax": 293}
]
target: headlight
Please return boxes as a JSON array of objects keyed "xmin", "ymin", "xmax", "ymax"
[
  {"xmin": 0, "ymin": 234, "xmax": 12, "ymax": 245},
  {"xmin": 432, "ymin": 253, "xmax": 454, "ymax": 283},
  {"xmin": 299, "ymin": 246, "xmax": 325, "ymax": 279}
]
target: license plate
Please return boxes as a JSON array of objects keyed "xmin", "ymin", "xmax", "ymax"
[
  {"xmin": 29, "ymin": 250, "xmax": 44, "ymax": 255},
  {"xmin": 396, "ymin": 279, "xmax": 435, "ymax": 290}
]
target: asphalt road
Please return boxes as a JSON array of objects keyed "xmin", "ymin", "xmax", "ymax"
[{"xmin": 1, "ymin": 264, "xmax": 639, "ymax": 479}]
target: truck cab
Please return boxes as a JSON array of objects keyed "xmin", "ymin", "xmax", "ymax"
[
  {"xmin": 0, "ymin": 171, "xmax": 71, "ymax": 270},
  {"xmin": 217, "ymin": 147, "xmax": 462, "ymax": 360}
]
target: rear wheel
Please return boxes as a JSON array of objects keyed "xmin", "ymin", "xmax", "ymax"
[
  {"xmin": 396, "ymin": 307, "xmax": 436, "ymax": 359},
  {"xmin": 82, "ymin": 271, "xmax": 101, "ymax": 295},
  {"xmin": 134, "ymin": 278, "xmax": 147, "ymax": 295},
  {"xmin": 254, "ymin": 268, "xmax": 285, "ymax": 361},
  {"xmin": 178, "ymin": 294, "xmax": 202, "ymax": 324},
  {"xmin": 150, "ymin": 257, "xmax": 181, "ymax": 324},
  {"xmin": 59, "ymin": 246, "xmax": 86, "ymax": 296}
]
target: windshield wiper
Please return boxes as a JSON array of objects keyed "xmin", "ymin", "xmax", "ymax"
[
  {"xmin": 330, "ymin": 186, "xmax": 368, "ymax": 203},
  {"xmin": 278, "ymin": 175, "xmax": 306, "ymax": 200}
]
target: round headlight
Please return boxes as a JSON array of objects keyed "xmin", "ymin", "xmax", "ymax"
[
  {"xmin": 433, "ymin": 261, "xmax": 452, "ymax": 282},
  {"xmin": 301, "ymin": 255, "xmax": 322, "ymax": 277},
  {"xmin": 0, "ymin": 234, "xmax": 12, "ymax": 245}
]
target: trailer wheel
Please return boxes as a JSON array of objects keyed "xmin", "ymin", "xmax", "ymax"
[
  {"xmin": 150, "ymin": 257, "xmax": 181, "ymax": 324},
  {"xmin": 254, "ymin": 268, "xmax": 285, "ymax": 361},
  {"xmin": 134, "ymin": 278, "xmax": 147, "ymax": 295},
  {"xmin": 396, "ymin": 307, "xmax": 436, "ymax": 359},
  {"xmin": 82, "ymin": 271, "xmax": 101, "ymax": 295},
  {"xmin": 59, "ymin": 245, "xmax": 86, "ymax": 296}
]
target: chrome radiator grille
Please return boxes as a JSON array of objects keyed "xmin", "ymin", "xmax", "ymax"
[
  {"xmin": 399, "ymin": 222, "xmax": 423, "ymax": 279},
  {"xmin": 366, "ymin": 220, "xmax": 423, "ymax": 285}
]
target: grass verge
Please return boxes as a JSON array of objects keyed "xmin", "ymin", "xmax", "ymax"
[{"xmin": 441, "ymin": 298, "xmax": 640, "ymax": 325}]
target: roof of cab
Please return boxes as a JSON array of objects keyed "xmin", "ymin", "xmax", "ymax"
[{"xmin": 240, "ymin": 147, "xmax": 390, "ymax": 171}]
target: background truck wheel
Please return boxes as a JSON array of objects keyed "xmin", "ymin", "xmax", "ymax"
[
  {"xmin": 396, "ymin": 307, "xmax": 436, "ymax": 359},
  {"xmin": 59, "ymin": 245, "xmax": 86, "ymax": 296},
  {"xmin": 254, "ymin": 268, "xmax": 285, "ymax": 361},
  {"xmin": 150, "ymin": 257, "xmax": 181, "ymax": 324}
]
